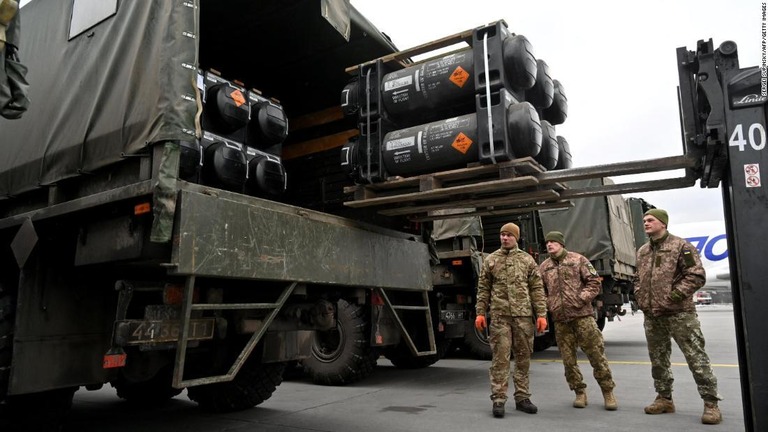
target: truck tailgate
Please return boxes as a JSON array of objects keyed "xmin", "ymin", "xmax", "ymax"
[{"xmin": 171, "ymin": 186, "xmax": 431, "ymax": 291}]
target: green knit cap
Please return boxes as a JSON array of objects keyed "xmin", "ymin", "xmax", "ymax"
[
  {"xmin": 544, "ymin": 231, "xmax": 565, "ymax": 246},
  {"xmin": 644, "ymin": 208, "xmax": 669, "ymax": 226}
]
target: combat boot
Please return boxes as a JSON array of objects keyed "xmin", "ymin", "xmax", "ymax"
[
  {"xmin": 644, "ymin": 395, "xmax": 675, "ymax": 414},
  {"xmin": 492, "ymin": 402, "xmax": 505, "ymax": 418},
  {"xmin": 701, "ymin": 401, "xmax": 722, "ymax": 425},
  {"xmin": 515, "ymin": 398, "xmax": 538, "ymax": 414},
  {"xmin": 573, "ymin": 391, "xmax": 588, "ymax": 408},
  {"xmin": 602, "ymin": 390, "xmax": 618, "ymax": 411}
]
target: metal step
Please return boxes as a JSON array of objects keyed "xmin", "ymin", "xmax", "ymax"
[
  {"xmin": 377, "ymin": 288, "xmax": 436, "ymax": 356},
  {"xmin": 171, "ymin": 277, "xmax": 296, "ymax": 388}
]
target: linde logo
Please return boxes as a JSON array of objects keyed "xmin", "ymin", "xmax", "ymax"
[{"xmin": 733, "ymin": 94, "xmax": 768, "ymax": 106}]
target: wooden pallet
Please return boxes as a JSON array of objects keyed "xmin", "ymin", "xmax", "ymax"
[{"xmin": 343, "ymin": 157, "xmax": 569, "ymax": 220}]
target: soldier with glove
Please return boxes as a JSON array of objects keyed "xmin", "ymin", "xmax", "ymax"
[
  {"xmin": 635, "ymin": 208, "xmax": 722, "ymax": 425},
  {"xmin": 475, "ymin": 222, "xmax": 547, "ymax": 418}
]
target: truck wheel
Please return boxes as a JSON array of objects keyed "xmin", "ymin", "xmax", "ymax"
[
  {"xmin": 462, "ymin": 313, "xmax": 492, "ymax": 360},
  {"xmin": 113, "ymin": 366, "xmax": 183, "ymax": 405},
  {"xmin": 533, "ymin": 333, "xmax": 555, "ymax": 352},
  {"xmin": 303, "ymin": 299, "xmax": 376, "ymax": 385},
  {"xmin": 596, "ymin": 314, "xmax": 606, "ymax": 331},
  {"xmin": 187, "ymin": 360, "xmax": 285, "ymax": 413},
  {"xmin": 384, "ymin": 336, "xmax": 449, "ymax": 369}
]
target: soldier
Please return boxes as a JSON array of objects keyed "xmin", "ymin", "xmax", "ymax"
[
  {"xmin": 474, "ymin": 222, "xmax": 548, "ymax": 418},
  {"xmin": 635, "ymin": 208, "xmax": 722, "ymax": 425},
  {"xmin": 539, "ymin": 231, "xmax": 617, "ymax": 410}
]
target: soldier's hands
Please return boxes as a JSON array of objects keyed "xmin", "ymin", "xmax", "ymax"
[
  {"xmin": 475, "ymin": 314, "xmax": 487, "ymax": 331},
  {"xmin": 668, "ymin": 289, "xmax": 685, "ymax": 303},
  {"xmin": 536, "ymin": 317, "xmax": 548, "ymax": 333}
]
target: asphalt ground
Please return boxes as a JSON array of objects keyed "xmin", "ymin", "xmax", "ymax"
[{"xmin": 64, "ymin": 305, "xmax": 744, "ymax": 432}]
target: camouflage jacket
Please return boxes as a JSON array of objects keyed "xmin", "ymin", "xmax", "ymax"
[
  {"xmin": 635, "ymin": 233, "xmax": 706, "ymax": 317},
  {"xmin": 476, "ymin": 247, "xmax": 546, "ymax": 318},
  {"xmin": 539, "ymin": 250, "xmax": 601, "ymax": 322}
]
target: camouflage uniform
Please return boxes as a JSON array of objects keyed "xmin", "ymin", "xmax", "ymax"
[
  {"xmin": 635, "ymin": 232, "xmax": 719, "ymax": 402},
  {"xmin": 476, "ymin": 246, "xmax": 546, "ymax": 403},
  {"xmin": 540, "ymin": 250, "xmax": 615, "ymax": 393}
]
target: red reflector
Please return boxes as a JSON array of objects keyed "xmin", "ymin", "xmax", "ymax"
[
  {"xmin": 164, "ymin": 283, "xmax": 200, "ymax": 305},
  {"xmin": 103, "ymin": 353, "xmax": 127, "ymax": 369},
  {"xmin": 451, "ymin": 260, "xmax": 463, "ymax": 266},
  {"xmin": 371, "ymin": 290, "xmax": 384, "ymax": 306},
  {"xmin": 134, "ymin": 202, "xmax": 151, "ymax": 215},
  {"xmin": 163, "ymin": 284, "xmax": 184, "ymax": 305},
  {"xmin": 456, "ymin": 295, "xmax": 467, "ymax": 304}
]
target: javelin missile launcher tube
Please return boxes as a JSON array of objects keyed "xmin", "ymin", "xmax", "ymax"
[
  {"xmin": 343, "ymin": 100, "xmax": 543, "ymax": 178},
  {"xmin": 377, "ymin": 34, "xmax": 537, "ymax": 122}
]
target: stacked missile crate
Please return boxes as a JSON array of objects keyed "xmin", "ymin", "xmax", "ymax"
[
  {"xmin": 340, "ymin": 21, "xmax": 572, "ymax": 219},
  {"xmin": 182, "ymin": 70, "xmax": 289, "ymax": 198}
]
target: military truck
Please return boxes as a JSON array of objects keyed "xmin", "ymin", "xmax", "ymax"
[{"xmin": 0, "ymin": 0, "xmax": 442, "ymax": 428}]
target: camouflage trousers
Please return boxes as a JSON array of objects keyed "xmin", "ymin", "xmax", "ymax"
[
  {"xmin": 644, "ymin": 312, "xmax": 719, "ymax": 401},
  {"xmin": 554, "ymin": 316, "xmax": 615, "ymax": 393},
  {"xmin": 488, "ymin": 315, "xmax": 534, "ymax": 403}
]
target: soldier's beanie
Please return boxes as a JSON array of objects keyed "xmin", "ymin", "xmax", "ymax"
[
  {"xmin": 500, "ymin": 222, "xmax": 520, "ymax": 240},
  {"xmin": 644, "ymin": 208, "xmax": 669, "ymax": 226},
  {"xmin": 545, "ymin": 231, "xmax": 565, "ymax": 246}
]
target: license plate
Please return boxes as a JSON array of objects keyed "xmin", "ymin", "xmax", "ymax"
[
  {"xmin": 117, "ymin": 319, "xmax": 215, "ymax": 345},
  {"xmin": 440, "ymin": 309, "xmax": 467, "ymax": 322}
]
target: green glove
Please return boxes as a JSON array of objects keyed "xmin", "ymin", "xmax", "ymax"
[{"xmin": 668, "ymin": 289, "xmax": 685, "ymax": 303}]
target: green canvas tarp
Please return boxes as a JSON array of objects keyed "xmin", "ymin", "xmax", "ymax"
[
  {"xmin": 0, "ymin": 0, "xmax": 195, "ymax": 198},
  {"xmin": 538, "ymin": 178, "xmax": 638, "ymax": 278},
  {"xmin": 0, "ymin": 0, "xmax": 397, "ymax": 199}
]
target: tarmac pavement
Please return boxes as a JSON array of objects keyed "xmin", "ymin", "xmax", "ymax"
[{"xmin": 64, "ymin": 305, "xmax": 744, "ymax": 432}]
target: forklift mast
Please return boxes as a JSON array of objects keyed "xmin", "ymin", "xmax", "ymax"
[{"xmin": 677, "ymin": 38, "xmax": 768, "ymax": 432}]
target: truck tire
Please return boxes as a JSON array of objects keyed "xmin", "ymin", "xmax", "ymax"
[
  {"xmin": 533, "ymin": 333, "xmax": 555, "ymax": 352},
  {"xmin": 187, "ymin": 360, "xmax": 285, "ymax": 413},
  {"xmin": 303, "ymin": 299, "xmax": 376, "ymax": 385},
  {"xmin": 113, "ymin": 366, "xmax": 183, "ymax": 405},
  {"xmin": 462, "ymin": 314, "xmax": 492, "ymax": 360},
  {"xmin": 596, "ymin": 313, "xmax": 607, "ymax": 331},
  {"xmin": 384, "ymin": 336, "xmax": 449, "ymax": 369}
]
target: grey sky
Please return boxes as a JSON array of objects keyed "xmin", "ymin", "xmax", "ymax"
[{"xmin": 352, "ymin": 0, "xmax": 761, "ymax": 224}]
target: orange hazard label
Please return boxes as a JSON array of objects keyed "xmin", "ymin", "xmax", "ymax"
[
  {"xmin": 230, "ymin": 89, "xmax": 246, "ymax": 107},
  {"xmin": 451, "ymin": 132, "xmax": 473, "ymax": 154},
  {"xmin": 449, "ymin": 66, "xmax": 470, "ymax": 88}
]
